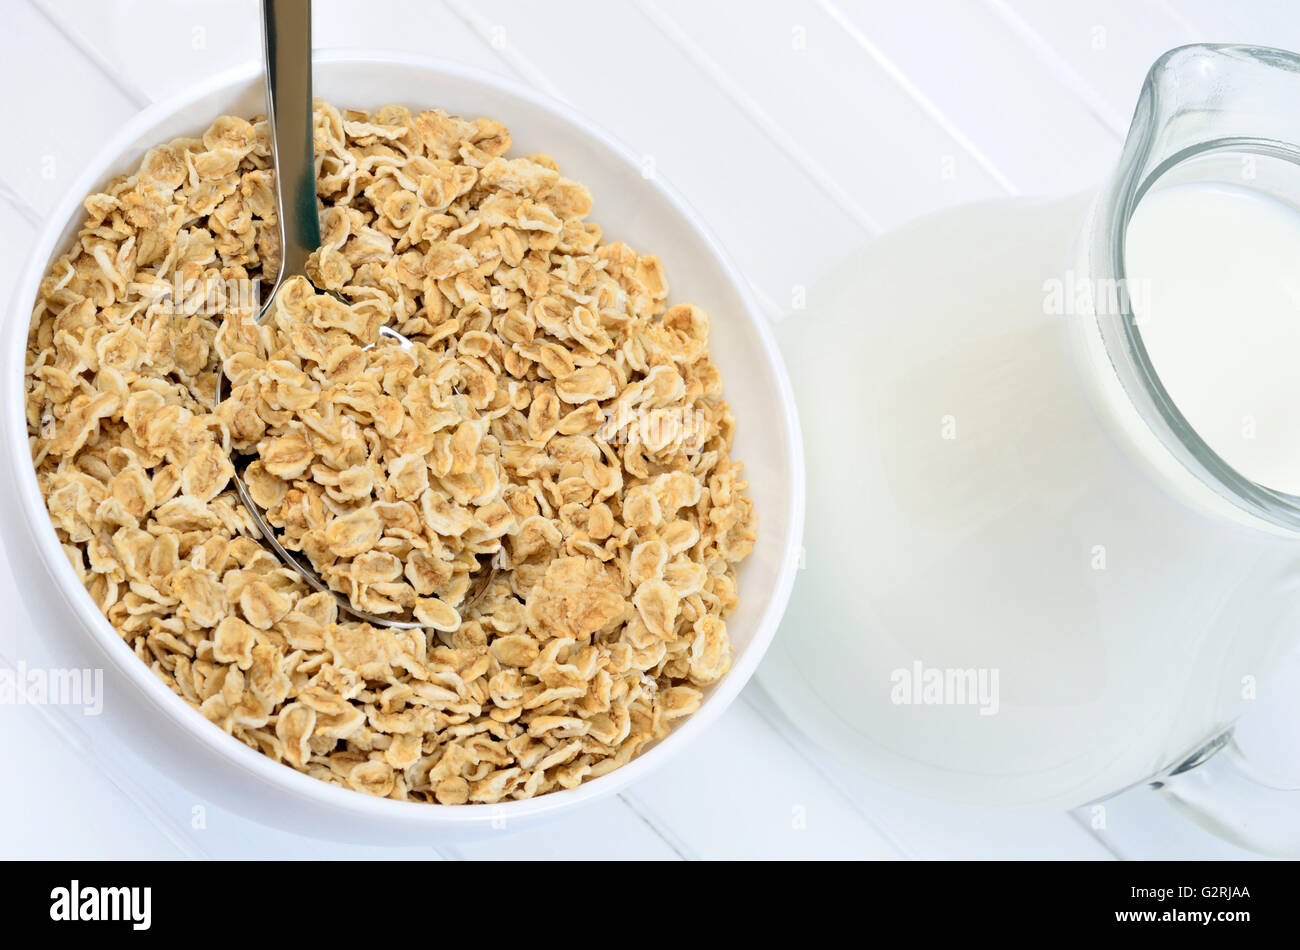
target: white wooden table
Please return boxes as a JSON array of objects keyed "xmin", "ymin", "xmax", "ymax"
[{"xmin": 2, "ymin": 0, "xmax": 1291, "ymax": 860}]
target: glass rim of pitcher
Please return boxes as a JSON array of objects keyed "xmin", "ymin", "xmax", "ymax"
[{"xmin": 1093, "ymin": 43, "xmax": 1300, "ymax": 532}]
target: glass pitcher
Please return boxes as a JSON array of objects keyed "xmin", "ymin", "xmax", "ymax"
[{"xmin": 761, "ymin": 44, "xmax": 1300, "ymax": 855}]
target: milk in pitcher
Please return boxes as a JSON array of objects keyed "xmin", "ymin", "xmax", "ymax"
[{"xmin": 763, "ymin": 186, "xmax": 1300, "ymax": 809}]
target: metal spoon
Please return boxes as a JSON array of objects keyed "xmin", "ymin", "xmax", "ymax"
[{"xmin": 217, "ymin": 0, "xmax": 491, "ymax": 629}]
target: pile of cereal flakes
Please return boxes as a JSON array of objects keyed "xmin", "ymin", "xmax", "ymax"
[{"xmin": 23, "ymin": 102, "xmax": 756, "ymax": 804}]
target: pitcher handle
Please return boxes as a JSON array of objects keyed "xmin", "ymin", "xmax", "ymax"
[{"xmin": 1150, "ymin": 731, "xmax": 1300, "ymax": 856}]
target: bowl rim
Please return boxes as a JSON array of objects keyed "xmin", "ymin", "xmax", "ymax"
[{"xmin": 3, "ymin": 48, "xmax": 805, "ymax": 828}]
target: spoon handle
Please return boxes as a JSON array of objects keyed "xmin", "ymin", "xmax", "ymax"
[{"xmin": 261, "ymin": 0, "xmax": 319, "ymax": 283}]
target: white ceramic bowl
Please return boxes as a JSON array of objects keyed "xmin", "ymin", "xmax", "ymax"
[{"xmin": 1, "ymin": 52, "xmax": 803, "ymax": 840}]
